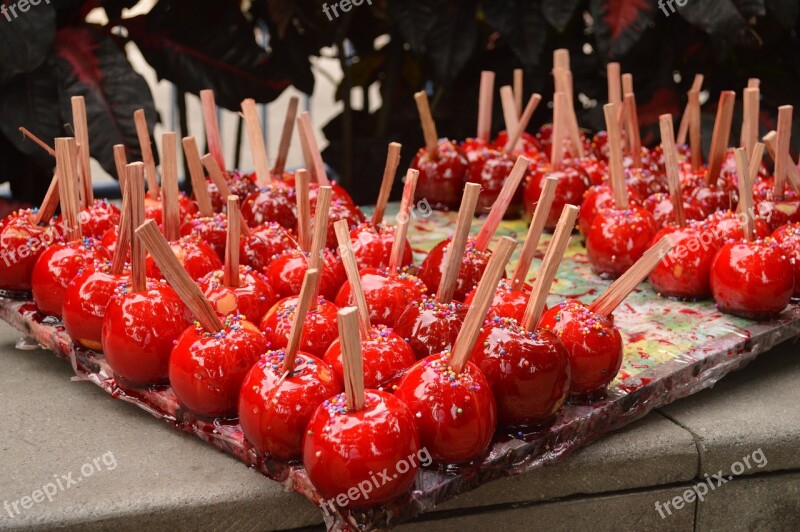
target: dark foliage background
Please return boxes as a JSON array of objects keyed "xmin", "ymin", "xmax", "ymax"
[{"xmin": 0, "ymin": 0, "xmax": 798, "ymax": 205}]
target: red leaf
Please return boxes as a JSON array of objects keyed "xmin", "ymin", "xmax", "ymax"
[{"xmin": 604, "ymin": 0, "xmax": 653, "ymax": 40}]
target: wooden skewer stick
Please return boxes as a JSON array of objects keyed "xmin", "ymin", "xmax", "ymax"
[
  {"xmin": 224, "ymin": 196, "xmax": 242, "ymax": 287},
  {"xmin": 389, "ymin": 169, "xmax": 419, "ymax": 272},
  {"xmin": 624, "ymin": 92, "xmax": 642, "ymax": 168},
  {"xmin": 553, "ymin": 68, "xmax": 583, "ymax": 158},
  {"xmin": 550, "ymin": 91, "xmax": 567, "ymax": 170},
  {"xmin": 414, "ymin": 91, "xmax": 439, "ymax": 159},
  {"xmin": 522, "ymin": 204, "xmax": 579, "ymax": 330},
  {"xmin": 513, "ymin": 69, "xmax": 524, "ymax": 117},
  {"xmin": 161, "ymin": 132, "xmax": 181, "ymax": 241},
  {"xmin": 200, "ymin": 90, "xmax": 225, "ymax": 172},
  {"xmin": 500, "ymin": 85, "xmax": 519, "ymax": 144},
  {"xmin": 273, "ymin": 96, "xmax": 299, "ymax": 178},
  {"xmin": 510, "ymin": 176, "xmax": 558, "ymax": 290},
  {"xmin": 474, "ymin": 156, "xmax": 530, "ymax": 251},
  {"xmin": 34, "ymin": 174, "xmax": 60, "ymax": 226},
  {"xmin": 337, "ymin": 307, "xmax": 365, "ymax": 411},
  {"xmin": 659, "ymin": 114, "xmax": 686, "ymax": 227},
  {"xmin": 71, "ymin": 96, "xmax": 93, "ymax": 207},
  {"xmin": 504, "ymin": 93, "xmax": 542, "ymax": 155},
  {"xmin": 553, "ymin": 49, "xmax": 570, "ymax": 71},
  {"xmin": 773, "ymin": 105, "xmax": 793, "ymax": 198},
  {"xmin": 241, "ymin": 98, "xmax": 271, "ymax": 187},
  {"xmin": 201, "ymin": 153, "xmax": 250, "ymax": 236},
  {"xmin": 182, "ymin": 136, "xmax": 214, "ymax": 217},
  {"xmin": 733, "ymin": 148, "xmax": 755, "ymax": 242},
  {"xmin": 309, "ymin": 186, "xmax": 332, "ymax": 309},
  {"xmin": 283, "ymin": 269, "xmax": 320, "ymax": 374},
  {"xmin": 297, "ymin": 112, "xmax": 330, "ymax": 185},
  {"xmin": 618, "ymin": 74, "xmax": 634, "ymax": 139},
  {"xmin": 607, "ymin": 62, "xmax": 622, "ymax": 105},
  {"xmin": 437, "ymin": 183, "xmax": 481, "ymax": 304},
  {"xmin": 706, "ymin": 91, "xmax": 736, "ymax": 186},
  {"xmin": 110, "ymin": 176, "xmax": 132, "ymax": 276},
  {"xmin": 335, "ymin": 219, "xmax": 372, "ymax": 338},
  {"xmin": 676, "ymin": 74, "xmax": 704, "ymax": 145},
  {"xmin": 54, "ymin": 138, "xmax": 82, "ymax": 242},
  {"xmin": 477, "ymin": 71, "xmax": 495, "ymax": 143},
  {"xmin": 113, "ymin": 145, "xmax": 128, "ymax": 193},
  {"xmin": 450, "ymin": 237, "xmax": 517, "ymax": 374},
  {"xmin": 688, "ymin": 90, "xmax": 703, "ymax": 171},
  {"xmin": 590, "ymin": 236, "xmax": 677, "ymax": 317},
  {"xmin": 136, "ymin": 220, "xmax": 224, "ymax": 332},
  {"xmin": 603, "ymin": 103, "xmax": 629, "ymax": 209},
  {"xmin": 19, "ymin": 127, "xmax": 55, "ymax": 156},
  {"xmin": 134, "ymin": 109, "xmax": 159, "ymax": 199},
  {"xmin": 763, "ymin": 131, "xmax": 800, "ymax": 192},
  {"xmin": 371, "ymin": 142, "xmax": 402, "ymax": 225},
  {"xmin": 295, "ymin": 169, "xmax": 312, "ymax": 252},
  {"xmin": 741, "ymin": 87, "xmax": 759, "ymax": 157},
  {"xmin": 127, "ymin": 163, "xmax": 147, "ymax": 292},
  {"xmin": 748, "ymin": 142, "xmax": 765, "ymax": 190}
]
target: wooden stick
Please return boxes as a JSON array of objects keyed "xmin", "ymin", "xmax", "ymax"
[
  {"xmin": 54, "ymin": 138, "xmax": 82, "ymax": 242},
  {"xmin": 371, "ymin": 142, "xmax": 402, "ymax": 225},
  {"xmin": 295, "ymin": 169, "xmax": 312, "ymax": 252},
  {"xmin": 763, "ymin": 131, "xmax": 800, "ymax": 191},
  {"xmin": 603, "ymin": 103, "xmax": 629, "ymax": 209},
  {"xmin": 335, "ymin": 219, "xmax": 371, "ymax": 337},
  {"xmin": 450, "ymin": 237, "xmax": 517, "ymax": 374},
  {"xmin": 500, "ymin": 85, "xmax": 519, "ymax": 143},
  {"xmin": 621, "ymin": 74, "xmax": 633, "ymax": 97},
  {"xmin": 677, "ymin": 74, "xmax": 704, "ymax": 145},
  {"xmin": 733, "ymin": 148, "xmax": 755, "ymax": 242},
  {"xmin": 659, "ymin": 114, "xmax": 685, "ymax": 227},
  {"xmin": 297, "ymin": 112, "xmax": 329, "ymax": 185},
  {"xmin": 273, "ymin": 96, "xmax": 299, "ymax": 178},
  {"xmin": 504, "ymin": 93, "xmax": 542, "ymax": 155},
  {"xmin": 337, "ymin": 307, "xmax": 365, "ymax": 411},
  {"xmin": 241, "ymin": 98, "xmax": 271, "ymax": 187},
  {"xmin": 182, "ymin": 136, "xmax": 214, "ymax": 216},
  {"xmin": 550, "ymin": 91, "xmax": 567, "ymax": 170},
  {"xmin": 389, "ymin": 169, "xmax": 418, "ymax": 272},
  {"xmin": 200, "ymin": 90, "xmax": 225, "ymax": 172},
  {"xmin": 19, "ymin": 127, "xmax": 55, "ymax": 156},
  {"xmin": 706, "ymin": 91, "xmax": 736, "ymax": 185},
  {"xmin": 513, "ymin": 69, "xmax": 524, "ymax": 117},
  {"xmin": 110, "ymin": 176, "xmax": 131, "ymax": 276},
  {"xmin": 510, "ymin": 176, "xmax": 557, "ymax": 290},
  {"xmin": 553, "ymin": 68, "xmax": 583, "ymax": 158},
  {"xmin": 474, "ymin": 156, "xmax": 529, "ymax": 251},
  {"xmin": 136, "ymin": 220, "xmax": 224, "ymax": 332},
  {"xmin": 748, "ymin": 78, "xmax": 760, "ymax": 89},
  {"xmin": 590, "ymin": 236, "xmax": 676, "ymax": 317},
  {"xmin": 127, "ymin": 163, "xmax": 147, "ymax": 292},
  {"xmin": 741, "ymin": 87, "xmax": 759, "ymax": 157},
  {"xmin": 522, "ymin": 205, "xmax": 579, "ymax": 331},
  {"xmin": 688, "ymin": 90, "xmax": 703, "ymax": 171},
  {"xmin": 414, "ymin": 91, "xmax": 439, "ymax": 158},
  {"xmin": 748, "ymin": 142, "xmax": 765, "ymax": 189},
  {"xmin": 624, "ymin": 93, "xmax": 641, "ymax": 168},
  {"xmin": 477, "ymin": 71, "xmax": 495, "ymax": 142},
  {"xmin": 161, "ymin": 132, "xmax": 181, "ymax": 241},
  {"xmin": 309, "ymin": 186, "xmax": 332, "ymax": 309},
  {"xmin": 134, "ymin": 109, "xmax": 159, "ymax": 199},
  {"xmin": 34, "ymin": 174, "xmax": 60, "ymax": 226},
  {"xmin": 71, "ymin": 96, "xmax": 93, "ymax": 207},
  {"xmin": 201, "ymin": 153, "xmax": 250, "ymax": 236},
  {"xmin": 113, "ymin": 144, "xmax": 128, "ymax": 193},
  {"xmin": 607, "ymin": 62, "xmax": 622, "ymax": 105},
  {"xmin": 224, "ymin": 196, "xmax": 242, "ymax": 287},
  {"xmin": 283, "ymin": 269, "xmax": 320, "ymax": 373},
  {"xmin": 773, "ymin": 105, "xmax": 793, "ymax": 198},
  {"xmin": 554, "ymin": 49, "xmax": 570, "ymax": 71},
  {"xmin": 437, "ymin": 183, "xmax": 481, "ymax": 303}
]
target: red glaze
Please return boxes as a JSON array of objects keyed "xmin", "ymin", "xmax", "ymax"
[
  {"xmin": 647, "ymin": 225, "xmax": 719, "ymax": 300},
  {"xmin": 144, "ymin": 193, "xmax": 198, "ymax": 226},
  {"xmin": 772, "ymin": 223, "xmax": 800, "ymax": 297},
  {"xmin": 490, "ymin": 131, "xmax": 540, "ymax": 154},
  {"xmin": 239, "ymin": 349, "xmax": 341, "ymax": 461},
  {"xmin": 180, "ymin": 213, "xmax": 229, "ymax": 259},
  {"xmin": 581, "ymin": 157, "xmax": 608, "ymax": 186},
  {"xmin": 79, "ymin": 200, "xmax": 121, "ymax": 239},
  {"xmin": 169, "ymin": 315, "xmax": 267, "ymax": 417},
  {"xmin": 260, "ymin": 296, "xmax": 339, "ymax": 358},
  {"xmin": 394, "ymin": 351, "xmax": 496, "ymax": 463},
  {"xmin": 207, "ymin": 170, "xmax": 259, "ymax": 212},
  {"xmin": 625, "ymin": 168, "xmax": 667, "ymax": 198},
  {"xmin": 524, "ymin": 164, "xmax": 590, "ymax": 230},
  {"xmin": 702, "ymin": 210, "xmax": 770, "ymax": 243},
  {"xmin": 393, "ymin": 296, "xmax": 468, "ymax": 359},
  {"xmin": 586, "ymin": 207, "xmax": 658, "ymax": 278},
  {"xmin": 99, "ymin": 226, "xmax": 124, "ymax": 261},
  {"xmin": 198, "ymin": 266, "xmax": 278, "ymax": 323},
  {"xmin": 465, "ymin": 149, "xmax": 517, "ymax": 215},
  {"xmin": 578, "ymin": 184, "xmax": 642, "ymax": 238},
  {"xmin": 539, "ymin": 299, "xmax": 623, "ymax": 397},
  {"xmin": 755, "ymin": 198, "xmax": 800, "ymax": 231},
  {"xmin": 590, "ymin": 131, "xmax": 609, "ymax": 162},
  {"xmin": 320, "ymin": 199, "xmax": 367, "ymax": 249},
  {"xmin": 464, "ymin": 278, "xmax": 533, "ymax": 323},
  {"xmin": 145, "ymin": 236, "xmax": 222, "ymax": 282},
  {"xmin": 417, "ymin": 237, "xmax": 491, "ymax": 302},
  {"xmin": 0, "ymin": 209, "xmax": 53, "ymax": 291},
  {"xmin": 242, "ymin": 184, "xmax": 298, "ymax": 230},
  {"xmin": 241, "ymin": 222, "xmax": 296, "ymax": 272},
  {"xmin": 470, "ymin": 317, "xmax": 570, "ymax": 428},
  {"xmin": 689, "ymin": 185, "xmax": 737, "ymax": 217},
  {"xmin": 710, "ymin": 238, "xmax": 794, "ymax": 320},
  {"xmin": 303, "ymin": 390, "xmax": 420, "ymax": 508},
  {"xmin": 349, "ymin": 223, "xmax": 413, "ymax": 270},
  {"xmin": 324, "ymin": 324, "xmax": 416, "ymax": 390},
  {"xmin": 642, "ymin": 193, "xmax": 705, "ymax": 228},
  {"xmin": 334, "ymin": 268, "xmax": 427, "ymax": 327},
  {"xmin": 410, "ymin": 140, "xmax": 469, "ymax": 210},
  {"xmin": 265, "ymin": 248, "xmax": 345, "ymax": 301},
  {"xmin": 31, "ymin": 238, "xmax": 104, "ymax": 317},
  {"xmin": 62, "ymin": 260, "xmax": 129, "ymax": 350},
  {"xmin": 102, "ymin": 281, "xmax": 193, "ymax": 385},
  {"xmin": 307, "ymin": 181, "xmax": 355, "ymax": 206}
]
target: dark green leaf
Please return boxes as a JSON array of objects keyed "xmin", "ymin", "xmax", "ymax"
[
  {"xmin": 483, "ymin": 0, "xmax": 548, "ymax": 70},
  {"xmin": 0, "ymin": 1, "xmax": 55, "ymax": 85}
]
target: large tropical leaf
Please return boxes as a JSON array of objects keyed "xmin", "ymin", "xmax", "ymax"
[
  {"xmin": 483, "ymin": 0, "xmax": 548, "ymax": 70},
  {"xmin": 591, "ymin": 0, "xmax": 657, "ymax": 58},
  {"xmin": 0, "ymin": 1, "xmax": 56, "ymax": 85}
]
